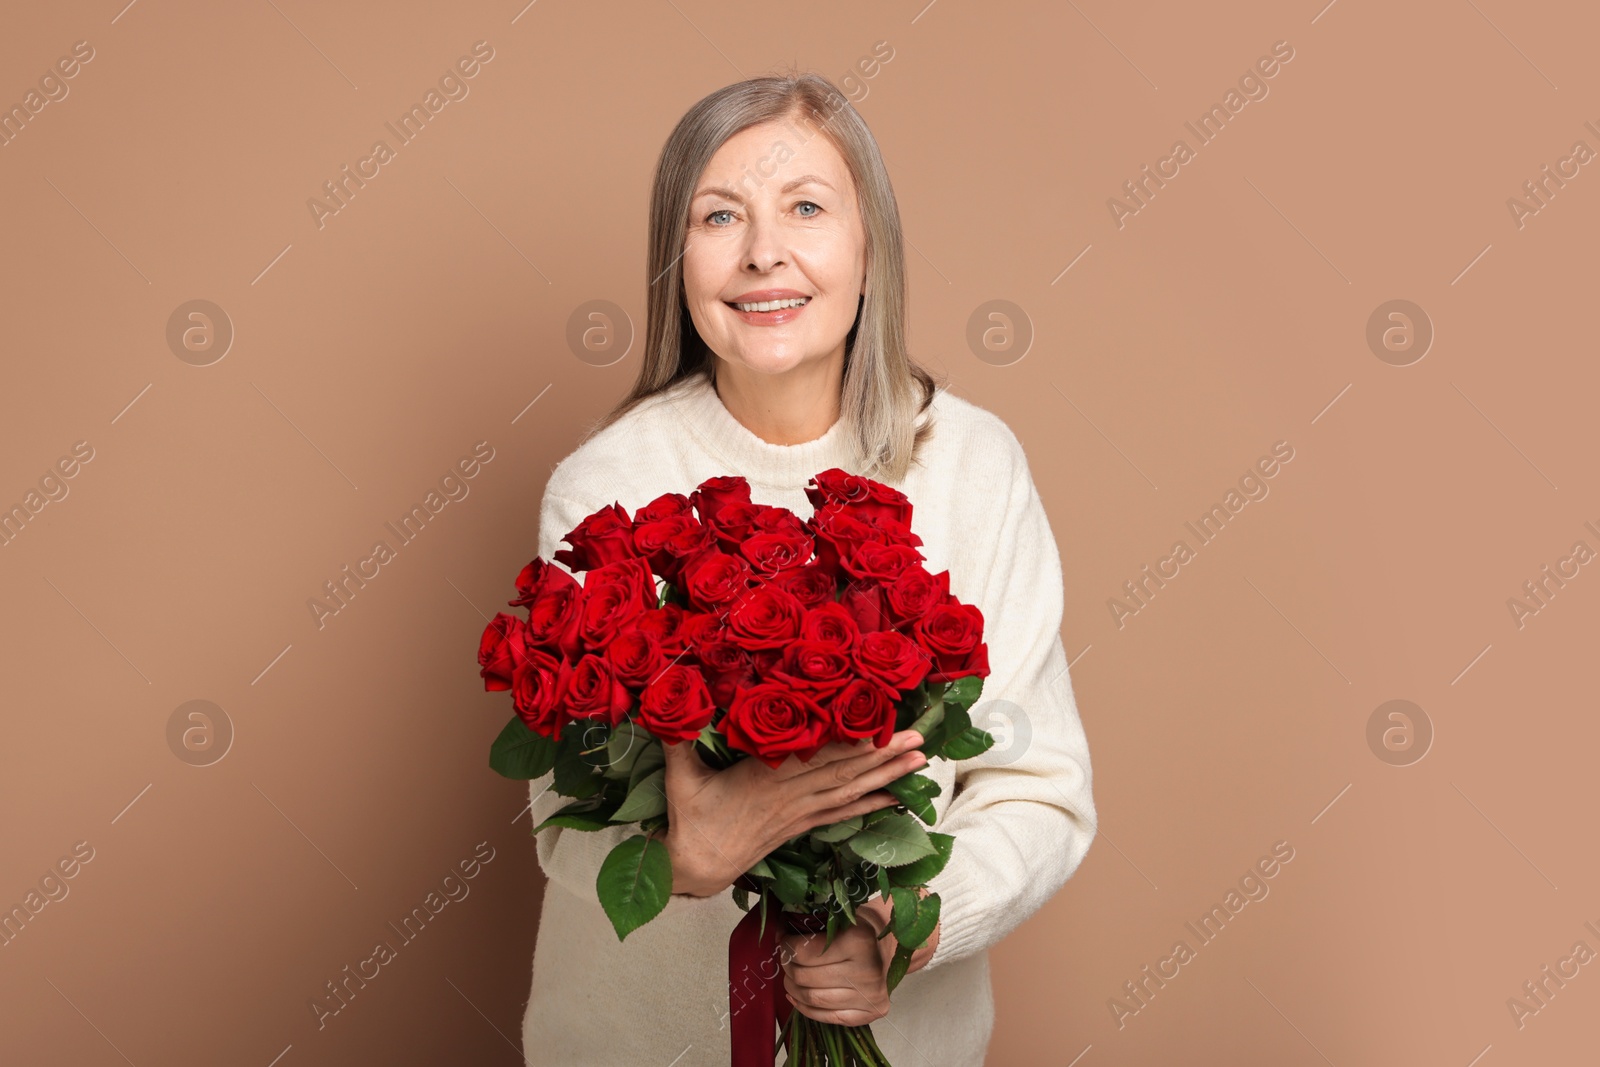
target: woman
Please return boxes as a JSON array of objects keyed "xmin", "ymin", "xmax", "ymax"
[{"xmin": 521, "ymin": 73, "xmax": 1096, "ymax": 1066}]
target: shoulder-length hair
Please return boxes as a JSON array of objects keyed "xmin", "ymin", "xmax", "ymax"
[{"xmin": 582, "ymin": 71, "xmax": 940, "ymax": 482}]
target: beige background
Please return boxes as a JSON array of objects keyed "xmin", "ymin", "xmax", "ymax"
[{"xmin": 2, "ymin": 0, "xmax": 1597, "ymax": 1064}]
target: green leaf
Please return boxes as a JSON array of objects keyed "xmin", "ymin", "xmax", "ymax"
[
  {"xmin": 809, "ymin": 814, "xmax": 863, "ymax": 843},
  {"xmin": 898, "ymin": 890, "xmax": 940, "ymax": 949},
  {"xmin": 627, "ymin": 740, "xmax": 665, "ymax": 794},
  {"xmin": 888, "ymin": 831, "xmax": 955, "ymax": 886},
  {"xmin": 843, "ymin": 813, "xmax": 936, "ymax": 868},
  {"xmin": 603, "ymin": 720, "xmax": 649, "ymax": 779},
  {"xmin": 489, "ymin": 716, "xmax": 558, "ymax": 780},
  {"xmin": 885, "ymin": 942, "xmax": 913, "ymax": 994},
  {"xmin": 767, "ymin": 858, "xmax": 810, "ymax": 906},
  {"xmin": 942, "ymin": 725, "xmax": 996, "ymax": 761},
  {"xmin": 883, "ymin": 772, "xmax": 942, "ymax": 826},
  {"xmin": 610, "ymin": 768, "xmax": 666, "ymax": 822},
  {"xmin": 532, "ymin": 794, "xmax": 619, "ymax": 834},
  {"xmin": 888, "ymin": 886, "xmax": 920, "ymax": 941},
  {"xmin": 945, "ymin": 675, "xmax": 983, "ymax": 711},
  {"xmin": 595, "ymin": 834, "xmax": 672, "ymax": 941},
  {"xmin": 744, "ymin": 857, "xmax": 774, "ymax": 879},
  {"xmin": 552, "ymin": 732, "xmax": 603, "ymax": 799},
  {"xmin": 833, "ymin": 876, "xmax": 855, "ymax": 926}
]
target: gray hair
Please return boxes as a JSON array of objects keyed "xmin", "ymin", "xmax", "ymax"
[{"xmin": 584, "ymin": 70, "xmax": 940, "ymax": 482}]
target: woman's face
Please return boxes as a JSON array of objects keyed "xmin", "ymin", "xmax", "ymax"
[{"xmin": 681, "ymin": 117, "xmax": 867, "ymax": 379}]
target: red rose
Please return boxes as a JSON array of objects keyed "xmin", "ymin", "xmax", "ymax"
[
  {"xmin": 558, "ymin": 654, "xmax": 632, "ymax": 728},
  {"xmin": 828, "ymin": 678, "xmax": 898, "ymax": 750},
  {"xmin": 882, "ymin": 566, "xmax": 949, "ymax": 629},
  {"xmin": 634, "ymin": 512, "xmax": 707, "ymax": 587},
  {"xmin": 844, "ymin": 540, "xmax": 925, "ymax": 584},
  {"xmin": 914, "ymin": 602, "xmax": 991, "ymax": 684},
  {"xmin": 807, "ymin": 506, "xmax": 880, "ymax": 578},
  {"xmin": 552, "ymin": 503, "xmax": 637, "ymax": 572},
  {"xmin": 660, "ymin": 519, "xmax": 718, "ymax": 583},
  {"xmin": 478, "ymin": 612, "xmax": 529, "ymax": 691},
  {"xmin": 603, "ymin": 626, "xmax": 667, "ymax": 690},
  {"xmin": 633, "ymin": 492, "xmax": 693, "ymax": 524},
  {"xmin": 750, "ymin": 647, "xmax": 785, "ymax": 679},
  {"xmin": 804, "ymin": 470, "xmax": 914, "ymax": 530},
  {"xmin": 838, "ymin": 580, "xmax": 894, "ymax": 634},
  {"xmin": 509, "ymin": 557, "xmax": 574, "ymax": 609},
  {"xmin": 738, "ymin": 528, "xmax": 815, "ymax": 579},
  {"xmin": 522, "ymin": 567, "xmax": 583, "ymax": 659},
  {"xmin": 765, "ymin": 639, "xmax": 854, "ymax": 702},
  {"xmin": 686, "ymin": 621, "xmax": 758, "ymax": 710},
  {"xmin": 512, "ymin": 648, "xmax": 567, "ymax": 739},
  {"xmin": 638, "ymin": 664, "xmax": 716, "ymax": 744},
  {"xmin": 799, "ymin": 601, "xmax": 860, "ymax": 651},
  {"xmin": 703, "ymin": 501, "xmax": 773, "ymax": 552},
  {"xmin": 724, "ymin": 584, "xmax": 806, "ymax": 651},
  {"xmin": 723, "ymin": 682, "xmax": 831, "ymax": 768},
  {"xmin": 855, "ymin": 512, "xmax": 924, "ymax": 552},
  {"xmin": 679, "ymin": 550, "xmax": 753, "ymax": 614},
  {"xmin": 635, "ymin": 602, "xmax": 692, "ymax": 660},
  {"xmin": 689, "ymin": 476, "xmax": 752, "ymax": 527},
  {"xmin": 773, "ymin": 559, "xmax": 839, "ymax": 608},
  {"xmin": 574, "ymin": 557, "xmax": 656, "ymax": 652},
  {"xmin": 854, "ymin": 629, "xmax": 932, "ymax": 693}
]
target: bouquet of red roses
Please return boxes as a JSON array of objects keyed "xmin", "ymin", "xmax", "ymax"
[{"xmin": 477, "ymin": 470, "xmax": 994, "ymax": 1066}]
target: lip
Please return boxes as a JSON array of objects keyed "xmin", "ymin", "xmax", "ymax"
[
  {"xmin": 728, "ymin": 288, "xmax": 810, "ymax": 303},
  {"xmin": 724, "ymin": 289, "xmax": 812, "ymax": 326}
]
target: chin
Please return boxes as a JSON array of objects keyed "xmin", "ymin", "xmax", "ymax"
[{"xmin": 722, "ymin": 347, "xmax": 825, "ymax": 378}]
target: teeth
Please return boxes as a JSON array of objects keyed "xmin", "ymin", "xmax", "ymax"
[{"xmin": 734, "ymin": 297, "xmax": 809, "ymax": 312}]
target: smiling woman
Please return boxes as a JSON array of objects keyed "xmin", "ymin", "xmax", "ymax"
[{"xmin": 519, "ymin": 71, "xmax": 1096, "ymax": 1067}]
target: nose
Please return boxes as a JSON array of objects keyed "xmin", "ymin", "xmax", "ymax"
[{"xmin": 742, "ymin": 209, "xmax": 786, "ymax": 273}]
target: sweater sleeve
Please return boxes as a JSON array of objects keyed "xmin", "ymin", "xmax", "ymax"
[{"xmin": 918, "ymin": 437, "xmax": 1097, "ymax": 972}]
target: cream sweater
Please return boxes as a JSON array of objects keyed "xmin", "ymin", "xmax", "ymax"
[{"xmin": 520, "ymin": 370, "xmax": 1096, "ymax": 1067}]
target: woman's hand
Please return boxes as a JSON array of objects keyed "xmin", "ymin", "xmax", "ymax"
[
  {"xmin": 659, "ymin": 729, "xmax": 928, "ymax": 899},
  {"xmin": 778, "ymin": 889, "xmax": 940, "ymax": 1025},
  {"xmin": 779, "ymin": 917, "xmax": 892, "ymax": 1026},
  {"xmin": 853, "ymin": 886, "xmax": 940, "ymax": 978}
]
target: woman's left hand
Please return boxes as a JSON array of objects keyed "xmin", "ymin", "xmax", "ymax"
[{"xmin": 780, "ymin": 891, "xmax": 941, "ymax": 1025}]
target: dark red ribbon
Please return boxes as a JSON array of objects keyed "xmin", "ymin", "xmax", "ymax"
[{"xmin": 728, "ymin": 878, "xmax": 827, "ymax": 1066}]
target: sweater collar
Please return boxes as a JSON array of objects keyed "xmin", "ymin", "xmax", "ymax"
[{"xmin": 662, "ymin": 370, "xmax": 863, "ymax": 491}]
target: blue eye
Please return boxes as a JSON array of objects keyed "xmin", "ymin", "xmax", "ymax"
[
  {"xmin": 796, "ymin": 201, "xmax": 820, "ymax": 217},
  {"xmin": 706, "ymin": 209, "xmax": 734, "ymax": 226}
]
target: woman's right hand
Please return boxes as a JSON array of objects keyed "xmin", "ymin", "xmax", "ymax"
[{"xmin": 659, "ymin": 729, "xmax": 928, "ymax": 899}]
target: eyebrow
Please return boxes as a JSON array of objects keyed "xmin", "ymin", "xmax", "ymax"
[{"xmin": 691, "ymin": 174, "xmax": 835, "ymax": 202}]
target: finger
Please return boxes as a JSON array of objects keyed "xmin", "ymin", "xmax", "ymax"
[
  {"xmin": 803, "ymin": 747, "xmax": 928, "ymax": 815},
  {"xmin": 784, "ymin": 958, "xmax": 869, "ymax": 989},
  {"xmin": 793, "ymin": 731, "xmax": 924, "ymax": 792},
  {"xmin": 775, "ymin": 730, "xmax": 922, "ymax": 779},
  {"xmin": 804, "ymin": 788, "xmax": 904, "ymax": 832},
  {"xmin": 782, "ymin": 930, "xmax": 835, "ymax": 965}
]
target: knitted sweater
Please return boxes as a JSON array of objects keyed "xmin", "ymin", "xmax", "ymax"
[{"xmin": 519, "ymin": 370, "xmax": 1096, "ymax": 1067}]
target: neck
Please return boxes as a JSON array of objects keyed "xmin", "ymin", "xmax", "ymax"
[{"xmin": 711, "ymin": 350, "xmax": 844, "ymax": 447}]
